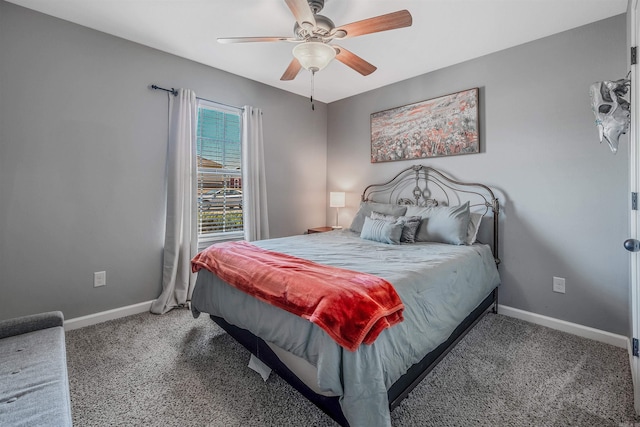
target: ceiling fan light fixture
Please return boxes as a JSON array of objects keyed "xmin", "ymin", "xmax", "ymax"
[
  {"xmin": 332, "ymin": 29, "xmax": 347, "ymax": 39},
  {"xmin": 292, "ymin": 41, "xmax": 336, "ymax": 72}
]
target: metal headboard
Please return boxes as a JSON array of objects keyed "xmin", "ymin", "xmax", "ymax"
[{"xmin": 362, "ymin": 165, "xmax": 500, "ymax": 265}]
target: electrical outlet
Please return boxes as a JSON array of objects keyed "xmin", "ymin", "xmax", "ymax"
[
  {"xmin": 94, "ymin": 271, "xmax": 106, "ymax": 287},
  {"xmin": 552, "ymin": 276, "xmax": 565, "ymax": 294}
]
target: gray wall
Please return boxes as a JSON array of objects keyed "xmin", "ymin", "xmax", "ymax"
[
  {"xmin": 327, "ymin": 15, "xmax": 629, "ymax": 335},
  {"xmin": 0, "ymin": 1, "xmax": 327, "ymax": 320},
  {"xmin": 0, "ymin": 1, "xmax": 630, "ymax": 336}
]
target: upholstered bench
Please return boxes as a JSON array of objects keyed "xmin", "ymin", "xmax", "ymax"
[{"xmin": 0, "ymin": 311, "xmax": 72, "ymax": 426}]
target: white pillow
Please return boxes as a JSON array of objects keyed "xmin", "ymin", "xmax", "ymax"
[{"xmin": 466, "ymin": 212, "xmax": 483, "ymax": 245}]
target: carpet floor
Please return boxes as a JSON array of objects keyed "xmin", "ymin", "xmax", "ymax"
[{"xmin": 65, "ymin": 308, "xmax": 638, "ymax": 426}]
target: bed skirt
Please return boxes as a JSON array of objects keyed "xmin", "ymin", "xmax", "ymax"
[{"xmin": 209, "ymin": 287, "xmax": 498, "ymax": 426}]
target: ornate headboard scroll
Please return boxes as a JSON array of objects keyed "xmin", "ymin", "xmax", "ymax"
[{"xmin": 362, "ymin": 165, "xmax": 500, "ymax": 264}]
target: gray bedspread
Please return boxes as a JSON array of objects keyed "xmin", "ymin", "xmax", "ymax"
[{"xmin": 191, "ymin": 229, "xmax": 500, "ymax": 427}]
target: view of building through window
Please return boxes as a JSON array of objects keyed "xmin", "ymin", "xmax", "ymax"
[{"xmin": 196, "ymin": 100, "xmax": 243, "ymax": 243}]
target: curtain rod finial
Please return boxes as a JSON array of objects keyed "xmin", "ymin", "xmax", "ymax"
[{"xmin": 150, "ymin": 84, "xmax": 178, "ymax": 96}]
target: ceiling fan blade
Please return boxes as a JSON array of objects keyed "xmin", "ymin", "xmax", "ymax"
[
  {"xmin": 334, "ymin": 46, "xmax": 376, "ymax": 76},
  {"xmin": 333, "ymin": 10, "xmax": 412, "ymax": 39},
  {"xmin": 218, "ymin": 36, "xmax": 298, "ymax": 44},
  {"xmin": 285, "ymin": 0, "xmax": 316, "ymax": 30},
  {"xmin": 281, "ymin": 58, "xmax": 303, "ymax": 81}
]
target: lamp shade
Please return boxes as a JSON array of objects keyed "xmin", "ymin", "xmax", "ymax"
[
  {"xmin": 329, "ymin": 192, "xmax": 346, "ymax": 208},
  {"xmin": 293, "ymin": 42, "xmax": 336, "ymax": 72}
]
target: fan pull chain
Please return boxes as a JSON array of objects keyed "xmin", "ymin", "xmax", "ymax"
[{"xmin": 310, "ymin": 70, "xmax": 315, "ymax": 111}]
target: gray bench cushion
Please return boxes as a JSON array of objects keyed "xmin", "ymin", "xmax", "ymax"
[
  {"xmin": 0, "ymin": 326, "xmax": 72, "ymax": 426},
  {"xmin": 0, "ymin": 312, "xmax": 64, "ymax": 340}
]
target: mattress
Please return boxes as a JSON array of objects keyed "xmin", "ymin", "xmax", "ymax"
[{"xmin": 191, "ymin": 229, "xmax": 500, "ymax": 426}]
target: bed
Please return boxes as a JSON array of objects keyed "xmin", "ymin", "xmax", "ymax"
[{"xmin": 190, "ymin": 164, "xmax": 501, "ymax": 427}]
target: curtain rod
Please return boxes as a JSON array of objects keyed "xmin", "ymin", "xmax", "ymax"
[{"xmin": 150, "ymin": 84, "xmax": 243, "ymax": 111}]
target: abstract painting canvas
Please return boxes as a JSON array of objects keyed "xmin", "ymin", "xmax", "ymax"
[{"xmin": 371, "ymin": 88, "xmax": 479, "ymax": 163}]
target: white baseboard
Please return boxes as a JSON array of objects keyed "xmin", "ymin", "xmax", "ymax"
[
  {"xmin": 64, "ymin": 300, "xmax": 154, "ymax": 331},
  {"xmin": 498, "ymin": 304, "xmax": 629, "ymax": 349},
  {"xmin": 63, "ymin": 301, "xmax": 628, "ymax": 350}
]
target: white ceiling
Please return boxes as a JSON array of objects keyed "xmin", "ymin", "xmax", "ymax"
[{"xmin": 6, "ymin": 0, "xmax": 628, "ymax": 103}]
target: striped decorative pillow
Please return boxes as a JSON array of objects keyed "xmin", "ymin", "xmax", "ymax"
[
  {"xmin": 370, "ymin": 212, "xmax": 422, "ymax": 243},
  {"xmin": 360, "ymin": 216, "xmax": 403, "ymax": 245}
]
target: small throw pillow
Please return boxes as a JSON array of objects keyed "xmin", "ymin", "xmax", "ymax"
[
  {"xmin": 370, "ymin": 211, "xmax": 421, "ymax": 243},
  {"xmin": 400, "ymin": 218, "xmax": 421, "ymax": 243},
  {"xmin": 349, "ymin": 202, "xmax": 407, "ymax": 233},
  {"xmin": 360, "ymin": 216, "xmax": 403, "ymax": 244},
  {"xmin": 412, "ymin": 202, "xmax": 471, "ymax": 245}
]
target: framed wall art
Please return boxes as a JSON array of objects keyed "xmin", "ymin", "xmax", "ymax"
[{"xmin": 370, "ymin": 88, "xmax": 479, "ymax": 163}]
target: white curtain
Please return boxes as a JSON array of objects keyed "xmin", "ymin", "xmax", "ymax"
[
  {"xmin": 242, "ymin": 106, "xmax": 269, "ymax": 241},
  {"xmin": 151, "ymin": 89, "xmax": 198, "ymax": 314}
]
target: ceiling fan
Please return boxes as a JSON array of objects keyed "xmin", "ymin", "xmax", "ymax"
[{"xmin": 217, "ymin": 0, "xmax": 413, "ymax": 81}]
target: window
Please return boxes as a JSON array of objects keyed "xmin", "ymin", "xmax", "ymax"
[{"xmin": 196, "ymin": 100, "xmax": 243, "ymax": 247}]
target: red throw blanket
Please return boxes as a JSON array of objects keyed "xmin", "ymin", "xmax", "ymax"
[{"xmin": 191, "ymin": 241, "xmax": 404, "ymax": 351}]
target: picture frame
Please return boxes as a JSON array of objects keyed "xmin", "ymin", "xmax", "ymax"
[{"xmin": 370, "ymin": 88, "xmax": 479, "ymax": 163}]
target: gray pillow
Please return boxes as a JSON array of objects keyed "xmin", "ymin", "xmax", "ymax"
[
  {"xmin": 349, "ymin": 202, "xmax": 407, "ymax": 233},
  {"xmin": 360, "ymin": 216, "xmax": 403, "ymax": 244},
  {"xmin": 370, "ymin": 212, "xmax": 421, "ymax": 243},
  {"xmin": 409, "ymin": 202, "xmax": 471, "ymax": 245}
]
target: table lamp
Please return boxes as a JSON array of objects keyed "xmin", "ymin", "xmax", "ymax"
[{"xmin": 329, "ymin": 192, "xmax": 346, "ymax": 229}]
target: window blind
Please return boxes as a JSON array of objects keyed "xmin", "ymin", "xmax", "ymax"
[{"xmin": 196, "ymin": 100, "xmax": 243, "ymax": 243}]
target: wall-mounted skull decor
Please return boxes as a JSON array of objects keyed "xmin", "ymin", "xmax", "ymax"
[{"xmin": 589, "ymin": 78, "xmax": 630, "ymax": 154}]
